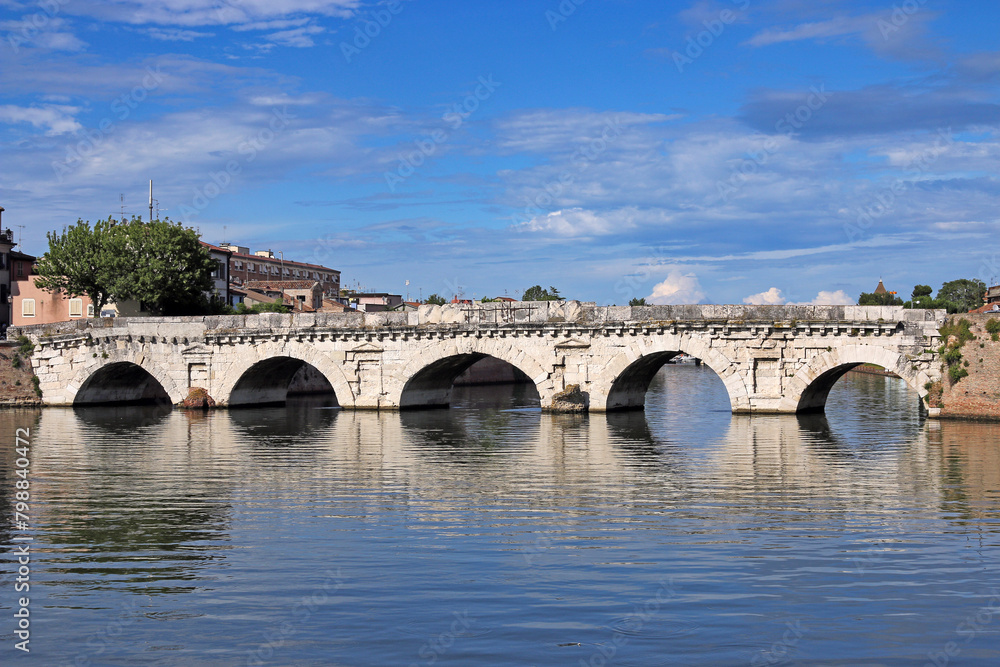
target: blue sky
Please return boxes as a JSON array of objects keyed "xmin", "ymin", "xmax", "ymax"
[{"xmin": 1, "ymin": 0, "xmax": 998, "ymax": 305}]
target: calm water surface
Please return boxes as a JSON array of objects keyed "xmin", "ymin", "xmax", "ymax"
[{"xmin": 2, "ymin": 367, "xmax": 1000, "ymax": 665}]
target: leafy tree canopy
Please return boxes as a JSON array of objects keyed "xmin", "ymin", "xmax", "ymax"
[
  {"xmin": 522, "ymin": 285, "xmax": 562, "ymax": 301},
  {"xmin": 937, "ymin": 278, "xmax": 985, "ymax": 313},
  {"xmin": 35, "ymin": 216, "xmax": 217, "ymax": 315},
  {"xmin": 904, "ymin": 278, "xmax": 987, "ymax": 313},
  {"xmin": 858, "ymin": 291, "xmax": 903, "ymax": 306},
  {"xmin": 629, "ymin": 297, "xmax": 647, "ymax": 306},
  {"xmin": 425, "ymin": 293, "xmax": 447, "ymax": 305}
]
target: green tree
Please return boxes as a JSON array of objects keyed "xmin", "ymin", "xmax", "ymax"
[
  {"xmin": 858, "ymin": 291, "xmax": 903, "ymax": 306},
  {"xmin": 35, "ymin": 216, "xmax": 218, "ymax": 315},
  {"xmin": 937, "ymin": 278, "xmax": 986, "ymax": 313},
  {"xmin": 425, "ymin": 293, "xmax": 447, "ymax": 305},
  {"xmin": 120, "ymin": 218, "xmax": 217, "ymax": 315},
  {"xmin": 522, "ymin": 285, "xmax": 562, "ymax": 301},
  {"xmin": 912, "ymin": 285, "xmax": 933, "ymax": 299},
  {"xmin": 34, "ymin": 218, "xmax": 127, "ymax": 312},
  {"xmin": 629, "ymin": 297, "xmax": 647, "ymax": 306}
]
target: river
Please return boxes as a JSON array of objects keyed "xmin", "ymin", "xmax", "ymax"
[{"xmin": 2, "ymin": 366, "xmax": 999, "ymax": 665}]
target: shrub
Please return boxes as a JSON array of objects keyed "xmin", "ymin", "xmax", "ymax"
[
  {"xmin": 236, "ymin": 301, "xmax": 291, "ymax": 314},
  {"xmin": 939, "ymin": 318, "xmax": 975, "ymax": 348},
  {"xmin": 11, "ymin": 354, "xmax": 21, "ymax": 369},
  {"xmin": 31, "ymin": 376, "xmax": 42, "ymax": 397},
  {"xmin": 16, "ymin": 335, "xmax": 34, "ymax": 356},
  {"xmin": 986, "ymin": 318, "xmax": 1000, "ymax": 334},
  {"xmin": 949, "ymin": 365, "xmax": 969, "ymax": 383}
]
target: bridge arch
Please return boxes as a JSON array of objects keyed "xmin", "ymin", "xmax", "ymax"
[
  {"xmin": 589, "ymin": 335, "xmax": 749, "ymax": 412},
  {"xmin": 70, "ymin": 358, "xmax": 184, "ymax": 406},
  {"xmin": 780, "ymin": 344, "xmax": 931, "ymax": 413},
  {"xmin": 216, "ymin": 343, "xmax": 355, "ymax": 408},
  {"xmin": 393, "ymin": 337, "xmax": 552, "ymax": 409}
]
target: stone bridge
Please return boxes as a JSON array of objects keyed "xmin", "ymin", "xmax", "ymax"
[{"xmin": 13, "ymin": 302, "xmax": 946, "ymax": 415}]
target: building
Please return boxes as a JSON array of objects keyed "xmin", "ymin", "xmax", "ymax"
[
  {"xmin": 220, "ymin": 244, "xmax": 340, "ymax": 298},
  {"xmin": 340, "ymin": 292, "xmax": 404, "ymax": 312},
  {"xmin": 0, "ymin": 215, "xmax": 14, "ymax": 332},
  {"xmin": 200, "ymin": 242, "xmax": 232, "ymax": 306},
  {"xmin": 11, "ymin": 252, "xmax": 96, "ymax": 327},
  {"xmin": 245, "ymin": 280, "xmax": 324, "ymax": 311}
]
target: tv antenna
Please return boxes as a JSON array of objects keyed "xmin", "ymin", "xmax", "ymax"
[
  {"xmin": 15, "ymin": 224, "xmax": 25, "ymax": 247},
  {"xmin": 113, "ymin": 194, "xmax": 128, "ymax": 223}
]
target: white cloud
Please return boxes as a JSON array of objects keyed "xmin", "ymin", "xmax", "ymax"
[
  {"xmin": 518, "ymin": 207, "xmax": 637, "ymax": 237},
  {"xmin": 144, "ymin": 27, "xmax": 215, "ymax": 41},
  {"xmin": 744, "ymin": 287, "xmax": 787, "ymax": 305},
  {"xmin": 799, "ymin": 290, "xmax": 855, "ymax": 305},
  {"xmin": 0, "ymin": 104, "xmax": 82, "ymax": 135},
  {"xmin": 744, "ymin": 16, "xmax": 874, "ymax": 48},
  {"xmin": 0, "ymin": 17, "xmax": 87, "ymax": 51},
  {"xmin": 648, "ymin": 270, "xmax": 706, "ymax": 305},
  {"xmin": 65, "ymin": 0, "xmax": 361, "ymax": 28},
  {"xmin": 265, "ymin": 24, "xmax": 324, "ymax": 47}
]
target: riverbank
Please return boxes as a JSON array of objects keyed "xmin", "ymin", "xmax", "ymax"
[
  {"xmin": 933, "ymin": 314, "xmax": 1000, "ymax": 421},
  {"xmin": 0, "ymin": 340, "xmax": 43, "ymax": 406}
]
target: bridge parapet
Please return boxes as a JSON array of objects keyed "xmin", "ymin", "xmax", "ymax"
[{"xmin": 11, "ymin": 301, "xmax": 944, "ymax": 338}]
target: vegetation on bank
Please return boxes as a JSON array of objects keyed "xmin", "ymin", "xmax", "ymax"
[{"xmin": 938, "ymin": 318, "xmax": 975, "ymax": 384}]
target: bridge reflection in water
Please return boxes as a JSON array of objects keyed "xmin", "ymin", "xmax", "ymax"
[
  {"xmin": 18, "ymin": 367, "xmax": 964, "ymax": 516},
  {"xmin": 6, "ymin": 364, "xmax": 1000, "ymax": 664}
]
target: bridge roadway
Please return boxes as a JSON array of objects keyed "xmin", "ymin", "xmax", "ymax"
[{"xmin": 13, "ymin": 301, "xmax": 946, "ymax": 415}]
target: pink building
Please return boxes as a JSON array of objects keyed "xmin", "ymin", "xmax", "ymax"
[{"xmin": 11, "ymin": 253, "xmax": 95, "ymax": 327}]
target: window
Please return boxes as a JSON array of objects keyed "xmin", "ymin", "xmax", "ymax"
[
  {"xmin": 69, "ymin": 298, "xmax": 83, "ymax": 317},
  {"xmin": 22, "ymin": 299, "xmax": 35, "ymax": 317},
  {"xmin": 16, "ymin": 262, "xmax": 24, "ymax": 277},
  {"xmin": 87, "ymin": 304, "xmax": 95, "ymax": 317},
  {"xmin": 211, "ymin": 261, "xmax": 226, "ymax": 279}
]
